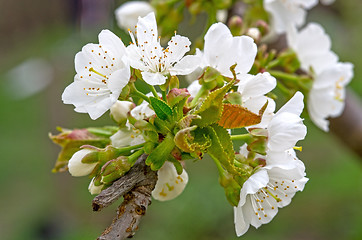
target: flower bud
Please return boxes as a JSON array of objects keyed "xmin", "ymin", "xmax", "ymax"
[
  {"xmin": 101, "ymin": 156, "xmax": 132, "ymax": 184},
  {"xmin": 246, "ymin": 28, "xmax": 261, "ymax": 42},
  {"xmin": 115, "ymin": 1, "xmax": 154, "ymax": 32},
  {"xmin": 68, "ymin": 149, "xmax": 98, "ymax": 177},
  {"xmin": 88, "ymin": 177, "xmax": 103, "ymax": 195},
  {"xmin": 110, "ymin": 101, "xmax": 134, "ymax": 125},
  {"xmin": 152, "ymin": 162, "xmax": 189, "ymax": 201},
  {"xmin": 228, "ymin": 16, "xmax": 243, "ymax": 36}
]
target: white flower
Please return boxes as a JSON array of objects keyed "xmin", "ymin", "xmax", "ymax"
[
  {"xmin": 308, "ymin": 62, "xmax": 354, "ymax": 131},
  {"xmin": 111, "ymin": 127, "xmax": 145, "ymax": 148},
  {"xmin": 152, "ymin": 162, "xmax": 189, "ymax": 201},
  {"xmin": 237, "ymin": 72, "xmax": 277, "ymax": 128},
  {"xmin": 266, "ymin": 92, "xmax": 307, "ymax": 154},
  {"xmin": 199, "ymin": 22, "xmax": 257, "ymax": 78},
  {"xmin": 88, "ymin": 177, "xmax": 104, "ymax": 195},
  {"xmin": 234, "ymin": 160, "xmax": 308, "ymax": 236},
  {"xmin": 68, "ymin": 149, "xmax": 97, "ymax": 177},
  {"xmin": 62, "ymin": 30, "xmax": 130, "ymax": 120},
  {"xmin": 115, "ymin": 1, "xmax": 154, "ymax": 32},
  {"xmin": 111, "ymin": 96, "xmax": 156, "ymax": 148},
  {"xmin": 287, "ymin": 23, "xmax": 338, "ymax": 75},
  {"xmin": 287, "ymin": 23, "xmax": 354, "ymax": 131},
  {"xmin": 125, "ymin": 12, "xmax": 199, "ymax": 85},
  {"xmin": 110, "ymin": 100, "xmax": 135, "ymax": 123},
  {"xmin": 264, "ymin": 0, "xmax": 318, "ymax": 34}
]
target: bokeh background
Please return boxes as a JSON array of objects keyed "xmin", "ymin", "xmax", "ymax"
[{"xmin": 0, "ymin": 0, "xmax": 361, "ymax": 239}]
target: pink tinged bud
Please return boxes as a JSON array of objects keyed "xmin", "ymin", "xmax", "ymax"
[
  {"xmin": 110, "ymin": 100, "xmax": 135, "ymax": 124},
  {"xmin": 88, "ymin": 177, "xmax": 103, "ymax": 195},
  {"xmin": 68, "ymin": 149, "xmax": 98, "ymax": 177}
]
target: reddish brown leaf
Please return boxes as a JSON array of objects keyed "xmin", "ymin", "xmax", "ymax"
[{"xmin": 218, "ymin": 102, "xmax": 267, "ymax": 129}]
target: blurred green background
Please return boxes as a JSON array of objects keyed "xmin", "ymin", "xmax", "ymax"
[{"xmin": 0, "ymin": 0, "xmax": 361, "ymax": 239}]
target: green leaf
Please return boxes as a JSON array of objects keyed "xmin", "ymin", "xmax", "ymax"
[
  {"xmin": 193, "ymin": 80, "xmax": 234, "ymax": 127},
  {"xmin": 206, "ymin": 124, "xmax": 239, "ymax": 176},
  {"xmin": 174, "ymin": 126, "xmax": 211, "ymax": 158},
  {"xmin": 146, "ymin": 133, "xmax": 175, "ymax": 171},
  {"xmin": 149, "ymin": 97, "xmax": 173, "ymax": 121}
]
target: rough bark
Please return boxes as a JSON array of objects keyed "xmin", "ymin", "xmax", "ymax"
[{"xmin": 93, "ymin": 154, "xmax": 158, "ymax": 240}]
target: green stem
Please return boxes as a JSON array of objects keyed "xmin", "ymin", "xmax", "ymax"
[
  {"xmin": 230, "ymin": 134, "xmax": 252, "ymax": 142},
  {"xmin": 276, "ymin": 81, "xmax": 293, "ymax": 97},
  {"xmin": 117, "ymin": 143, "xmax": 146, "ymax": 155},
  {"xmin": 266, "ymin": 59, "xmax": 281, "ymax": 70},
  {"xmin": 210, "ymin": 154, "xmax": 226, "ymax": 175},
  {"xmin": 162, "ymin": 90, "xmax": 167, "ymax": 101},
  {"xmin": 128, "ymin": 148, "xmax": 145, "ymax": 165},
  {"xmin": 132, "ymin": 89, "xmax": 150, "ymax": 103},
  {"xmin": 269, "ymin": 70, "xmax": 299, "ymax": 84},
  {"xmin": 149, "ymin": 85, "xmax": 160, "ymax": 98},
  {"xmin": 190, "ymin": 85, "xmax": 207, "ymax": 107}
]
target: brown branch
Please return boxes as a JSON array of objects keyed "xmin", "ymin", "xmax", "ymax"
[
  {"xmin": 93, "ymin": 154, "xmax": 158, "ymax": 240},
  {"xmin": 330, "ymin": 89, "xmax": 362, "ymax": 159}
]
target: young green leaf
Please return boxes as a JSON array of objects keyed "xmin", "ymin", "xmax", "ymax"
[{"xmin": 149, "ymin": 97, "xmax": 173, "ymax": 121}]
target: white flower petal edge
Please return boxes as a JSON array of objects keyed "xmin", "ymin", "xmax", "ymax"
[
  {"xmin": 267, "ymin": 92, "xmax": 307, "ymax": 152},
  {"xmin": 287, "ymin": 23, "xmax": 338, "ymax": 74},
  {"xmin": 308, "ymin": 62, "xmax": 354, "ymax": 131},
  {"xmin": 88, "ymin": 177, "xmax": 104, "ymax": 195},
  {"xmin": 115, "ymin": 1, "xmax": 154, "ymax": 32},
  {"xmin": 68, "ymin": 149, "xmax": 97, "ymax": 177},
  {"xmin": 152, "ymin": 162, "xmax": 189, "ymax": 201},
  {"xmin": 264, "ymin": 0, "xmax": 318, "ymax": 34},
  {"xmin": 62, "ymin": 30, "xmax": 130, "ymax": 120},
  {"xmin": 125, "ymin": 12, "xmax": 199, "ymax": 85},
  {"xmin": 234, "ymin": 160, "xmax": 308, "ymax": 236},
  {"xmin": 200, "ymin": 23, "xmax": 257, "ymax": 78}
]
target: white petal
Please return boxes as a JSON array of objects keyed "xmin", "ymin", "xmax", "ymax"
[
  {"xmin": 115, "ymin": 1, "xmax": 154, "ymax": 31},
  {"xmin": 88, "ymin": 177, "xmax": 104, "ymax": 195},
  {"xmin": 239, "ymin": 169, "xmax": 269, "ymax": 206},
  {"xmin": 110, "ymin": 128, "xmax": 145, "ymax": 148},
  {"xmin": 152, "ymin": 162, "xmax": 189, "ymax": 201},
  {"xmin": 131, "ymin": 102, "xmax": 155, "ymax": 120},
  {"xmin": 68, "ymin": 149, "xmax": 97, "ymax": 177},
  {"xmin": 187, "ymin": 80, "xmax": 202, "ymax": 98},
  {"xmin": 166, "ymin": 35, "xmax": 191, "ymax": 63},
  {"xmin": 237, "ymin": 72, "xmax": 276, "ymax": 100},
  {"xmin": 169, "ymin": 54, "xmax": 201, "ymax": 76},
  {"xmin": 276, "ymin": 91, "xmax": 304, "ymax": 116},
  {"xmin": 136, "ymin": 12, "xmax": 158, "ymax": 45},
  {"xmin": 268, "ymin": 112, "xmax": 307, "ymax": 152},
  {"xmin": 141, "ymin": 71, "xmax": 167, "ymax": 85}
]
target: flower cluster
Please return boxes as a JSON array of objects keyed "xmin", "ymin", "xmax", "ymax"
[{"xmin": 50, "ymin": 0, "xmax": 354, "ymax": 237}]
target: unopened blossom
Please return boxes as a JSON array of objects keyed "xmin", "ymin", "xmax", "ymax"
[
  {"xmin": 198, "ymin": 22, "xmax": 257, "ymax": 78},
  {"xmin": 110, "ymin": 100, "xmax": 135, "ymax": 123},
  {"xmin": 62, "ymin": 30, "xmax": 130, "ymax": 120},
  {"xmin": 125, "ymin": 12, "xmax": 199, "ymax": 85},
  {"xmin": 115, "ymin": 1, "xmax": 154, "ymax": 32},
  {"xmin": 234, "ymin": 159, "xmax": 308, "ymax": 236},
  {"xmin": 308, "ymin": 62, "xmax": 354, "ymax": 131},
  {"xmin": 287, "ymin": 23, "xmax": 338, "ymax": 75},
  {"xmin": 264, "ymin": 0, "xmax": 318, "ymax": 34},
  {"xmin": 68, "ymin": 149, "xmax": 97, "ymax": 177},
  {"xmin": 152, "ymin": 162, "xmax": 189, "ymax": 201},
  {"xmin": 237, "ymin": 72, "xmax": 277, "ymax": 128},
  {"xmin": 88, "ymin": 177, "xmax": 104, "ymax": 195}
]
